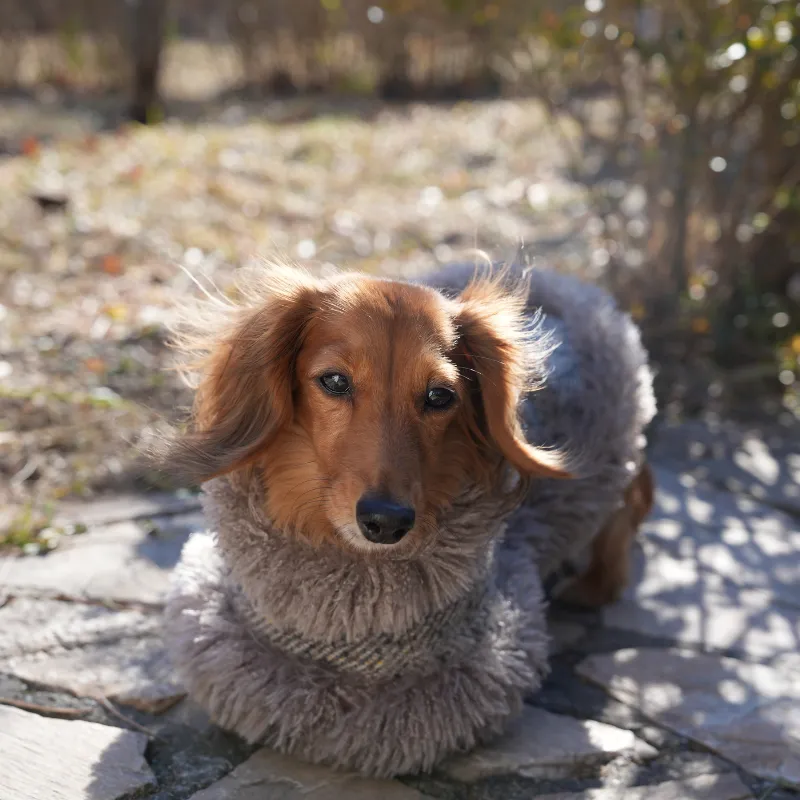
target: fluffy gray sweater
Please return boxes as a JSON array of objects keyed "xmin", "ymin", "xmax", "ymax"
[{"xmin": 164, "ymin": 264, "xmax": 655, "ymax": 777}]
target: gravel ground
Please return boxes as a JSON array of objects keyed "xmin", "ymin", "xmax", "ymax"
[
  {"xmin": 2, "ymin": 91, "xmax": 794, "ymax": 548},
  {"xmin": 0, "ymin": 94, "xmax": 598, "ymax": 545}
]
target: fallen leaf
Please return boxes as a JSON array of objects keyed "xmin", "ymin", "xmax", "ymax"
[
  {"xmin": 125, "ymin": 165, "xmax": 144, "ymax": 183},
  {"xmin": 542, "ymin": 10, "xmax": 559, "ymax": 29},
  {"xmin": 630, "ymin": 303, "xmax": 646, "ymax": 320},
  {"xmin": 102, "ymin": 304, "xmax": 128, "ymax": 322},
  {"xmin": 101, "ymin": 254, "xmax": 123, "ymax": 275},
  {"xmin": 84, "ymin": 357, "xmax": 107, "ymax": 374},
  {"xmin": 21, "ymin": 137, "xmax": 40, "ymax": 157}
]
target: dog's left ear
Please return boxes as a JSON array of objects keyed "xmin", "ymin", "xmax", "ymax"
[{"xmin": 453, "ymin": 277, "xmax": 571, "ymax": 480}]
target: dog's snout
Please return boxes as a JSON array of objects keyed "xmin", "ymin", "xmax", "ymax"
[{"xmin": 356, "ymin": 495, "xmax": 415, "ymax": 545}]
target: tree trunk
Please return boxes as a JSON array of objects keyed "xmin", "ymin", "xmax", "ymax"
[{"xmin": 129, "ymin": 0, "xmax": 168, "ymax": 124}]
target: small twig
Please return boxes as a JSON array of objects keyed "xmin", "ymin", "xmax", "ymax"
[
  {"xmin": 753, "ymin": 159, "xmax": 800, "ymax": 222},
  {"xmin": 723, "ymin": 363, "xmax": 783, "ymax": 384},
  {"xmin": 92, "ymin": 695, "xmax": 162, "ymax": 740},
  {"xmin": 10, "ymin": 456, "xmax": 42, "ymax": 487},
  {"xmin": 0, "ymin": 697, "xmax": 88, "ymax": 719},
  {"xmin": 674, "ymin": 0, "xmax": 702, "ymax": 40}
]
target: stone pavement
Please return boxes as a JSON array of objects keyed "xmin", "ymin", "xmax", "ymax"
[{"xmin": 0, "ymin": 419, "xmax": 798, "ymax": 800}]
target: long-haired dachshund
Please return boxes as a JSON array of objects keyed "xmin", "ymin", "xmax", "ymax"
[{"xmin": 162, "ymin": 261, "xmax": 653, "ymax": 602}]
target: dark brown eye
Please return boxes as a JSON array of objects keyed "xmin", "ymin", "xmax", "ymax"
[
  {"xmin": 425, "ymin": 387, "xmax": 455, "ymax": 410},
  {"xmin": 320, "ymin": 373, "xmax": 351, "ymax": 395}
]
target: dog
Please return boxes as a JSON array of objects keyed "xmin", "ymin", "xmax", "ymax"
[
  {"xmin": 163, "ymin": 262, "xmax": 651, "ymax": 588},
  {"xmin": 159, "ymin": 260, "xmax": 656, "ymax": 776}
]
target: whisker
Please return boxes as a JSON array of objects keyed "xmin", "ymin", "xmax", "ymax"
[{"xmin": 176, "ymin": 263, "xmax": 236, "ymax": 308}]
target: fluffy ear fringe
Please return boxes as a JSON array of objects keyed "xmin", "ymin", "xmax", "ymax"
[
  {"xmin": 150, "ymin": 260, "xmax": 323, "ymax": 484},
  {"xmin": 453, "ymin": 266, "xmax": 571, "ymax": 480}
]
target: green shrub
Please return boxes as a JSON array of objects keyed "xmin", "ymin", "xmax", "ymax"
[{"xmin": 505, "ymin": 0, "xmax": 799, "ymax": 412}]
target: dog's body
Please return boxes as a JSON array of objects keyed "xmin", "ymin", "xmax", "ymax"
[
  {"xmin": 162, "ymin": 261, "xmax": 656, "ymax": 776},
  {"xmin": 422, "ymin": 264, "xmax": 656, "ymax": 592}
]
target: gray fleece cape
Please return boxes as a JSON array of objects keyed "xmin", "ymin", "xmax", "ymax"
[{"xmin": 164, "ymin": 264, "xmax": 656, "ymax": 777}]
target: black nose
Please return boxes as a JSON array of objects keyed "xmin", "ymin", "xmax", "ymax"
[{"xmin": 356, "ymin": 495, "xmax": 416, "ymax": 545}]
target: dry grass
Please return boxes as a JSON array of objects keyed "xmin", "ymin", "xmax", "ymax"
[
  {"xmin": 0, "ymin": 94, "xmax": 597, "ymax": 537},
  {"xmin": 2, "ymin": 15, "xmax": 796, "ymax": 543}
]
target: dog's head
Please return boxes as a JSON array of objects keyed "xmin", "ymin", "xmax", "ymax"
[{"xmin": 163, "ymin": 264, "xmax": 569, "ymax": 552}]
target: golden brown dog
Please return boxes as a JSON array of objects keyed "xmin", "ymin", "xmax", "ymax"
[{"xmin": 163, "ymin": 264, "xmax": 649, "ymax": 597}]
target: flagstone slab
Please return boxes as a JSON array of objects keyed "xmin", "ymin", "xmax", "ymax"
[
  {"xmin": 1, "ymin": 634, "xmax": 184, "ymax": 713},
  {"xmin": 603, "ymin": 546, "xmax": 800, "ymax": 660},
  {"xmin": 0, "ymin": 511, "xmax": 203, "ymax": 605},
  {"xmin": 442, "ymin": 706, "xmax": 655, "ymax": 782},
  {"xmin": 601, "ymin": 467, "xmax": 800, "ymax": 660},
  {"xmin": 54, "ymin": 492, "xmax": 201, "ymax": 528},
  {"xmin": 0, "ymin": 704, "xmax": 156, "ymax": 800},
  {"xmin": 644, "ymin": 467, "xmax": 800, "ymax": 605},
  {"xmin": 0, "ymin": 597, "xmax": 160, "ymax": 658},
  {"xmin": 649, "ymin": 418, "xmax": 800, "ymax": 515},
  {"xmin": 187, "ymin": 748, "xmax": 429, "ymax": 799},
  {"xmin": 577, "ymin": 648, "xmax": 800, "ymax": 788},
  {"xmin": 539, "ymin": 772, "xmax": 753, "ymax": 799}
]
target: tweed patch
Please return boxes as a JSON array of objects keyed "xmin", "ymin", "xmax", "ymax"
[{"xmin": 234, "ymin": 581, "xmax": 490, "ymax": 681}]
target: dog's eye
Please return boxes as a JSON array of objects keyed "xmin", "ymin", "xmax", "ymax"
[
  {"xmin": 319, "ymin": 373, "xmax": 351, "ymax": 396},
  {"xmin": 425, "ymin": 387, "xmax": 455, "ymax": 410}
]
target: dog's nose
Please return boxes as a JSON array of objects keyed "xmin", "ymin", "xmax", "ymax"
[{"xmin": 356, "ymin": 495, "xmax": 416, "ymax": 545}]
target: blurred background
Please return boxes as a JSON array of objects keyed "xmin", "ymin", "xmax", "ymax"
[{"xmin": 1, "ymin": 0, "xmax": 798, "ymax": 550}]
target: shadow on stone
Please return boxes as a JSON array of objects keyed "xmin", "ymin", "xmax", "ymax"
[
  {"xmin": 577, "ymin": 647, "xmax": 800, "ymax": 789},
  {"xmin": 135, "ymin": 511, "xmax": 206, "ymax": 571},
  {"xmin": 600, "ymin": 465, "xmax": 799, "ymax": 662}
]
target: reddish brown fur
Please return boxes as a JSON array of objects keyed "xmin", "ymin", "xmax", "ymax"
[
  {"xmin": 163, "ymin": 265, "xmax": 570, "ymax": 553},
  {"xmin": 558, "ymin": 462, "xmax": 655, "ymax": 607}
]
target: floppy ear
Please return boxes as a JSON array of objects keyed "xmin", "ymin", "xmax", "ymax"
[
  {"xmin": 162, "ymin": 268, "xmax": 321, "ymax": 484},
  {"xmin": 453, "ymin": 276, "xmax": 571, "ymax": 480}
]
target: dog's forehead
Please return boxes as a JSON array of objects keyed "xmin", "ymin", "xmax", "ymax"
[{"xmin": 324, "ymin": 278, "xmax": 456, "ymax": 348}]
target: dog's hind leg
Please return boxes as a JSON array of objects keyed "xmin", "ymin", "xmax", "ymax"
[{"xmin": 555, "ymin": 463, "xmax": 655, "ymax": 608}]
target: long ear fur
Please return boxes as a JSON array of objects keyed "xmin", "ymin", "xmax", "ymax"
[
  {"xmin": 159, "ymin": 264, "xmax": 322, "ymax": 484},
  {"xmin": 453, "ymin": 272, "xmax": 570, "ymax": 479}
]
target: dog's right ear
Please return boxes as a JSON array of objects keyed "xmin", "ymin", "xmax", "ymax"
[{"xmin": 160, "ymin": 267, "xmax": 322, "ymax": 485}]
